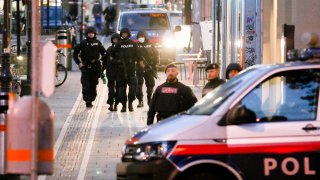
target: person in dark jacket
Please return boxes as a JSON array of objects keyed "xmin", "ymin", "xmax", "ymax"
[
  {"xmin": 135, "ymin": 30, "xmax": 159, "ymax": 108},
  {"xmin": 202, "ymin": 63, "xmax": 225, "ymax": 97},
  {"xmin": 102, "ymin": 33, "xmax": 120, "ymax": 111},
  {"xmin": 73, "ymin": 26, "xmax": 106, "ymax": 107},
  {"xmin": 114, "ymin": 28, "xmax": 142, "ymax": 112},
  {"xmin": 147, "ymin": 63, "xmax": 197, "ymax": 125},
  {"xmin": 103, "ymin": 5, "xmax": 116, "ymax": 36},
  {"xmin": 226, "ymin": 63, "xmax": 242, "ymax": 79}
]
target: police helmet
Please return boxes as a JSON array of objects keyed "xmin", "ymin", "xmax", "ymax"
[
  {"xmin": 137, "ymin": 30, "xmax": 148, "ymax": 40},
  {"xmin": 85, "ymin": 26, "xmax": 97, "ymax": 34},
  {"xmin": 120, "ymin": 28, "xmax": 131, "ymax": 38},
  {"xmin": 111, "ymin": 33, "xmax": 120, "ymax": 43}
]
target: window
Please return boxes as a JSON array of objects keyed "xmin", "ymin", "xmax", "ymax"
[
  {"xmin": 241, "ymin": 69, "xmax": 320, "ymax": 122},
  {"xmin": 120, "ymin": 13, "xmax": 170, "ymax": 31}
]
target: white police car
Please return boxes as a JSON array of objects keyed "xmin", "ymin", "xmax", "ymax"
[{"xmin": 117, "ymin": 49, "xmax": 320, "ymax": 179}]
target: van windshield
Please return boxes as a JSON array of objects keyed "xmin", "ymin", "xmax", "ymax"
[
  {"xmin": 187, "ymin": 68, "xmax": 257, "ymax": 115},
  {"xmin": 120, "ymin": 13, "xmax": 170, "ymax": 31}
]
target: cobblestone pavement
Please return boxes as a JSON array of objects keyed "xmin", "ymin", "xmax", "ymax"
[
  {"xmin": 33, "ymin": 35, "xmax": 204, "ymax": 180},
  {"xmin": 36, "ymin": 67, "xmax": 203, "ymax": 180}
]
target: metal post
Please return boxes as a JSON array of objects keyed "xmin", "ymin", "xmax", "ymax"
[
  {"xmin": 55, "ymin": 0, "xmax": 57, "ymax": 29},
  {"xmin": 46, "ymin": 0, "xmax": 50, "ymax": 35},
  {"xmin": 17, "ymin": 0, "xmax": 21, "ymax": 55},
  {"xmin": 41, "ymin": 0, "xmax": 43, "ymax": 34},
  {"xmin": 31, "ymin": 0, "xmax": 40, "ymax": 179},
  {"xmin": 80, "ymin": 0, "xmax": 84, "ymax": 41},
  {"xmin": 211, "ymin": 0, "xmax": 216, "ymax": 63}
]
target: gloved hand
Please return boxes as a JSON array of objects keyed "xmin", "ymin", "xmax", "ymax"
[{"xmin": 79, "ymin": 62, "xmax": 84, "ymax": 69}]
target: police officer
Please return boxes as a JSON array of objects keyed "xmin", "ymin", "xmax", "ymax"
[
  {"xmin": 115, "ymin": 28, "xmax": 142, "ymax": 112},
  {"xmin": 73, "ymin": 26, "xmax": 106, "ymax": 107},
  {"xmin": 135, "ymin": 30, "xmax": 159, "ymax": 108},
  {"xmin": 147, "ymin": 63, "xmax": 197, "ymax": 125},
  {"xmin": 226, "ymin": 63, "xmax": 242, "ymax": 79},
  {"xmin": 102, "ymin": 33, "xmax": 120, "ymax": 111},
  {"xmin": 202, "ymin": 63, "xmax": 225, "ymax": 97}
]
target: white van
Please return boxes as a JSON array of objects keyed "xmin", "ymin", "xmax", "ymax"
[
  {"xmin": 117, "ymin": 9, "xmax": 181, "ymax": 66},
  {"xmin": 116, "ymin": 55, "xmax": 320, "ymax": 179}
]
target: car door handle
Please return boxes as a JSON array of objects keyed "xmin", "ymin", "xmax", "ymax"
[
  {"xmin": 213, "ymin": 139, "xmax": 227, "ymax": 143},
  {"xmin": 302, "ymin": 124, "xmax": 320, "ymax": 131}
]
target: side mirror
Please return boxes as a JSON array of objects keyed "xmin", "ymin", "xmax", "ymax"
[
  {"xmin": 227, "ymin": 105, "xmax": 256, "ymax": 125},
  {"xmin": 174, "ymin": 25, "xmax": 182, "ymax": 32}
]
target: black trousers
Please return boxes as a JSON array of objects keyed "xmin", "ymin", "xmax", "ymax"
[
  {"xmin": 136, "ymin": 69, "xmax": 155, "ymax": 103},
  {"xmin": 117, "ymin": 74, "xmax": 137, "ymax": 104},
  {"xmin": 81, "ymin": 67, "xmax": 100, "ymax": 102},
  {"xmin": 106, "ymin": 76, "xmax": 119, "ymax": 105}
]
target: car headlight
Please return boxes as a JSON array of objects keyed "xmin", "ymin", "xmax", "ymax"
[
  {"xmin": 121, "ymin": 141, "xmax": 176, "ymax": 162},
  {"xmin": 162, "ymin": 38, "xmax": 175, "ymax": 48}
]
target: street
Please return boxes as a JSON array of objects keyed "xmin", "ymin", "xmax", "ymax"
[{"xmin": 39, "ymin": 54, "xmax": 202, "ymax": 179}]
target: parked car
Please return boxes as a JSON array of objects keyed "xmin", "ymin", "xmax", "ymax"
[
  {"xmin": 116, "ymin": 51, "xmax": 320, "ymax": 179},
  {"xmin": 117, "ymin": 9, "xmax": 181, "ymax": 66}
]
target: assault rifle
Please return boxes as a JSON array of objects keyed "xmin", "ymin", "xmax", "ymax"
[{"xmin": 140, "ymin": 58, "xmax": 158, "ymax": 79}]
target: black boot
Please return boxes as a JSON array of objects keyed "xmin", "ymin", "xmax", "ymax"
[
  {"xmin": 121, "ymin": 103, "xmax": 126, "ymax": 112},
  {"xmin": 129, "ymin": 101, "xmax": 134, "ymax": 112},
  {"xmin": 86, "ymin": 101, "xmax": 93, "ymax": 108},
  {"xmin": 108, "ymin": 103, "xmax": 114, "ymax": 111},
  {"xmin": 137, "ymin": 100, "xmax": 144, "ymax": 108}
]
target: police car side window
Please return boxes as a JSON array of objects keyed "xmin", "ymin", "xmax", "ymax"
[{"xmin": 240, "ymin": 69, "xmax": 319, "ymax": 122}]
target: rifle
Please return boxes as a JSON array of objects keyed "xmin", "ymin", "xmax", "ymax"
[{"xmin": 140, "ymin": 58, "xmax": 158, "ymax": 79}]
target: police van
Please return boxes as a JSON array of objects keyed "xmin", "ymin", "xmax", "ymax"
[
  {"xmin": 116, "ymin": 9, "xmax": 181, "ymax": 66},
  {"xmin": 116, "ymin": 48, "xmax": 320, "ymax": 179}
]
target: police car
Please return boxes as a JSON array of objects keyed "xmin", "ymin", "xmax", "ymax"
[
  {"xmin": 116, "ymin": 9, "xmax": 181, "ymax": 66},
  {"xmin": 116, "ymin": 48, "xmax": 320, "ymax": 179}
]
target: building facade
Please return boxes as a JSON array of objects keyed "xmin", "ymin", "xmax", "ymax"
[{"xmin": 198, "ymin": 0, "xmax": 320, "ymax": 75}]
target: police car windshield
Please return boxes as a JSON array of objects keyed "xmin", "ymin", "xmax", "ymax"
[
  {"xmin": 120, "ymin": 13, "xmax": 170, "ymax": 31},
  {"xmin": 187, "ymin": 68, "xmax": 257, "ymax": 115}
]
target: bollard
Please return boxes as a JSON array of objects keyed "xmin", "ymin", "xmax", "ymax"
[
  {"xmin": 56, "ymin": 28, "xmax": 72, "ymax": 71},
  {"xmin": 6, "ymin": 96, "xmax": 54, "ymax": 175}
]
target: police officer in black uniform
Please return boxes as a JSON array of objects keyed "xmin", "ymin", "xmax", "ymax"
[
  {"xmin": 73, "ymin": 26, "xmax": 106, "ymax": 107},
  {"xmin": 115, "ymin": 28, "xmax": 142, "ymax": 112},
  {"xmin": 102, "ymin": 33, "xmax": 120, "ymax": 111},
  {"xmin": 135, "ymin": 30, "xmax": 159, "ymax": 107},
  {"xmin": 147, "ymin": 63, "xmax": 197, "ymax": 125},
  {"xmin": 202, "ymin": 63, "xmax": 225, "ymax": 97}
]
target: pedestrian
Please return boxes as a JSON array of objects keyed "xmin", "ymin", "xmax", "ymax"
[
  {"xmin": 102, "ymin": 33, "xmax": 120, "ymax": 111},
  {"xmin": 226, "ymin": 63, "xmax": 242, "ymax": 79},
  {"xmin": 115, "ymin": 28, "xmax": 142, "ymax": 112},
  {"xmin": 92, "ymin": 0, "xmax": 102, "ymax": 33},
  {"xmin": 103, "ymin": 4, "xmax": 116, "ymax": 36},
  {"xmin": 135, "ymin": 30, "xmax": 159, "ymax": 108},
  {"xmin": 202, "ymin": 63, "xmax": 225, "ymax": 97},
  {"xmin": 147, "ymin": 63, "xmax": 198, "ymax": 125},
  {"xmin": 73, "ymin": 26, "xmax": 106, "ymax": 107}
]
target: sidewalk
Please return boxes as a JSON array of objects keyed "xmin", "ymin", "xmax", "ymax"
[{"xmin": 39, "ymin": 68, "xmax": 204, "ymax": 180}]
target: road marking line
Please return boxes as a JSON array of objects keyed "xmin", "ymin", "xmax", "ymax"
[
  {"xmin": 77, "ymin": 83, "xmax": 107, "ymax": 180},
  {"xmin": 38, "ymin": 91, "xmax": 82, "ymax": 180}
]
